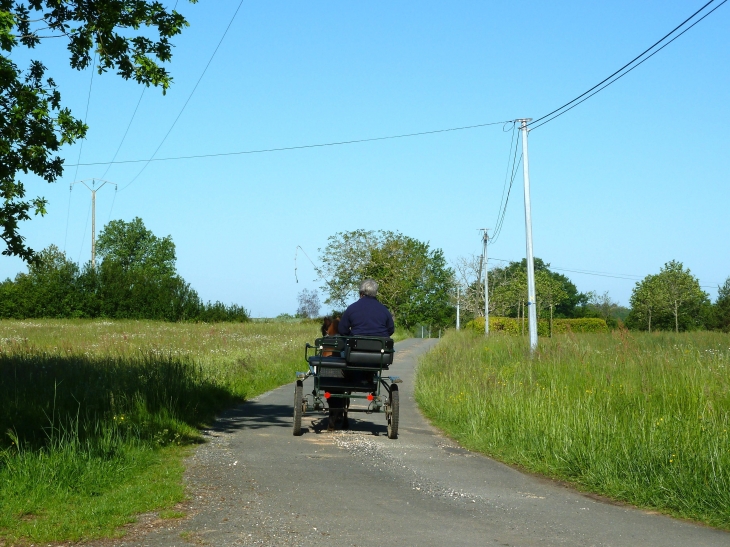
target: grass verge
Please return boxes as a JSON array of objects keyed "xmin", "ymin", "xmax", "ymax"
[
  {"xmin": 0, "ymin": 319, "xmax": 320, "ymax": 544},
  {"xmin": 1, "ymin": 445, "xmax": 185, "ymax": 543},
  {"xmin": 415, "ymin": 329, "xmax": 730, "ymax": 529}
]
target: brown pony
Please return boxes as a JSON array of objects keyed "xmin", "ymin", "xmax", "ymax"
[
  {"xmin": 320, "ymin": 315, "xmax": 348, "ymax": 430},
  {"xmin": 320, "ymin": 316, "xmax": 340, "ymax": 356}
]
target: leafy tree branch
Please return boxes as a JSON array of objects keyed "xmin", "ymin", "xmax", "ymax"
[{"xmin": 0, "ymin": 0, "xmax": 194, "ymax": 260}]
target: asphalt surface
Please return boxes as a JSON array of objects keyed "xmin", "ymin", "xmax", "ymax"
[{"xmin": 116, "ymin": 338, "xmax": 729, "ymax": 546}]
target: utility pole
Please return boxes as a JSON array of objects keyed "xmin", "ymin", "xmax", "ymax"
[
  {"xmin": 480, "ymin": 229, "xmax": 490, "ymax": 335},
  {"xmin": 517, "ymin": 119, "xmax": 538, "ymax": 352},
  {"xmin": 456, "ymin": 286, "xmax": 460, "ymax": 331},
  {"xmin": 71, "ymin": 179, "xmax": 117, "ymax": 269}
]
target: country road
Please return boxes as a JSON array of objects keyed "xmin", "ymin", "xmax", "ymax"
[{"xmin": 117, "ymin": 338, "xmax": 729, "ymax": 547}]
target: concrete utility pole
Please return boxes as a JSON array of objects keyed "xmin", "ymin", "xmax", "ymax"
[
  {"xmin": 480, "ymin": 229, "xmax": 490, "ymax": 335},
  {"xmin": 71, "ymin": 179, "xmax": 117, "ymax": 269},
  {"xmin": 456, "ymin": 286, "xmax": 460, "ymax": 330},
  {"xmin": 517, "ymin": 119, "xmax": 538, "ymax": 352}
]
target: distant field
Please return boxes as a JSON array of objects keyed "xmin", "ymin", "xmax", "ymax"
[
  {"xmin": 415, "ymin": 330, "xmax": 730, "ymax": 529},
  {"xmin": 0, "ymin": 319, "xmax": 320, "ymax": 544}
]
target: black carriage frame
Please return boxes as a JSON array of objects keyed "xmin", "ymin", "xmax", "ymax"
[{"xmin": 293, "ymin": 335, "xmax": 401, "ymax": 438}]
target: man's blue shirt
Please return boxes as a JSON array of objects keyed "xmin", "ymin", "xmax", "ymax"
[{"xmin": 338, "ymin": 296, "xmax": 395, "ymax": 337}]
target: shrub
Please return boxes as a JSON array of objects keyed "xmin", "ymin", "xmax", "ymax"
[{"xmin": 465, "ymin": 316, "xmax": 608, "ymax": 335}]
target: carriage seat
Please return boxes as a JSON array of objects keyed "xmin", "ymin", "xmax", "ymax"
[
  {"xmin": 307, "ymin": 355, "xmax": 347, "ymax": 368},
  {"xmin": 345, "ymin": 337, "xmax": 394, "ymax": 368},
  {"xmin": 307, "ymin": 336, "xmax": 394, "ymax": 369},
  {"xmin": 307, "ymin": 336, "xmax": 347, "ymax": 368}
]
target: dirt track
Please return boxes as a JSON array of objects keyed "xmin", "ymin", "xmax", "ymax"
[{"xmin": 111, "ymin": 338, "xmax": 729, "ymax": 546}]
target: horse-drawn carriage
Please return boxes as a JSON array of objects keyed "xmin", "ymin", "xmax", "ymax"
[{"xmin": 293, "ymin": 335, "xmax": 401, "ymax": 438}]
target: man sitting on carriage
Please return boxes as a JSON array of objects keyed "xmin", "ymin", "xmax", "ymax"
[
  {"xmin": 337, "ymin": 279, "xmax": 394, "ymax": 338},
  {"xmin": 321, "ymin": 279, "xmax": 394, "ymax": 430}
]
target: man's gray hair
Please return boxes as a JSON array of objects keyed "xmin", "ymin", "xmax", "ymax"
[{"xmin": 359, "ymin": 279, "xmax": 378, "ymax": 297}]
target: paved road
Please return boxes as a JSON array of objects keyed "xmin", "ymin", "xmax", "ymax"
[{"xmin": 120, "ymin": 338, "xmax": 729, "ymax": 546}]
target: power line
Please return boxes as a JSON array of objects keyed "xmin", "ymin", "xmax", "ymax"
[
  {"xmin": 490, "ymin": 155, "xmax": 521, "ymax": 244},
  {"xmin": 64, "ymin": 52, "xmax": 96, "ymax": 253},
  {"xmin": 98, "ymin": 88, "xmax": 145, "ymax": 180},
  {"xmin": 489, "ymin": 257, "xmax": 721, "ymax": 289},
  {"xmin": 528, "ymin": 0, "xmax": 715, "ymax": 128},
  {"xmin": 71, "ymin": 53, "xmax": 97, "ymax": 182},
  {"xmin": 528, "ymin": 0, "xmax": 726, "ymax": 130},
  {"xmin": 68, "ymin": 119, "xmax": 515, "ymax": 168},
  {"xmin": 100, "ymin": 88, "xmax": 145, "ymax": 221},
  {"xmin": 491, "ymin": 131, "xmax": 523, "ymax": 244},
  {"xmin": 64, "ymin": 2, "xmax": 726, "ymax": 174},
  {"xmin": 78, "ymin": 198, "xmax": 92, "ymax": 264},
  {"xmin": 491, "ymin": 121, "xmax": 517, "ymax": 242},
  {"xmin": 106, "ymin": 186, "xmax": 118, "ymax": 225},
  {"xmin": 119, "ymin": 0, "xmax": 245, "ymax": 191},
  {"xmin": 490, "ymin": 127, "xmax": 521, "ymax": 244}
]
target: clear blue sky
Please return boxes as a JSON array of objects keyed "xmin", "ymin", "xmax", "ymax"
[{"xmin": 3, "ymin": 0, "xmax": 729, "ymax": 317}]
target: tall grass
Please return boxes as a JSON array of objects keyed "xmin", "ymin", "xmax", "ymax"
[
  {"xmin": 0, "ymin": 319, "xmax": 319, "ymax": 543},
  {"xmin": 415, "ymin": 329, "xmax": 730, "ymax": 528}
]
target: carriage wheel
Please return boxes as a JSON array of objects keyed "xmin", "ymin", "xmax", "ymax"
[
  {"xmin": 293, "ymin": 380, "xmax": 303, "ymax": 436},
  {"xmin": 387, "ymin": 384, "xmax": 399, "ymax": 439}
]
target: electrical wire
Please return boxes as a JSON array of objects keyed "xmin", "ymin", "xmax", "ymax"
[
  {"xmin": 528, "ymin": 0, "xmax": 725, "ymax": 130},
  {"xmin": 119, "ymin": 0, "xmax": 245, "ymax": 191},
  {"xmin": 68, "ymin": 119, "xmax": 515, "ymax": 168},
  {"xmin": 98, "ymin": 88, "xmax": 145, "ymax": 180},
  {"xmin": 491, "ymin": 121, "xmax": 516, "ymax": 240},
  {"xmin": 64, "ymin": 53, "xmax": 96, "ymax": 252},
  {"xmin": 78, "ymin": 198, "xmax": 92, "ymax": 264},
  {"xmin": 529, "ymin": 0, "xmax": 727, "ymax": 131},
  {"xmin": 64, "ymin": 2, "xmax": 727, "ymax": 174},
  {"xmin": 100, "ymin": 88, "xmax": 145, "ymax": 221},
  {"xmin": 495, "ymin": 152, "xmax": 522, "ymax": 239},
  {"xmin": 294, "ymin": 245, "xmax": 321, "ymax": 283},
  {"xmin": 490, "ymin": 132, "xmax": 523, "ymax": 244},
  {"xmin": 491, "ymin": 128, "xmax": 521, "ymax": 244},
  {"xmin": 106, "ymin": 186, "xmax": 118, "ymax": 224},
  {"xmin": 62, "ymin": 188, "xmax": 73, "ymax": 253},
  {"xmin": 488, "ymin": 257, "xmax": 721, "ymax": 289}
]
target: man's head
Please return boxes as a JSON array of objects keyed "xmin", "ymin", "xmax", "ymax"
[{"xmin": 359, "ymin": 279, "xmax": 378, "ymax": 298}]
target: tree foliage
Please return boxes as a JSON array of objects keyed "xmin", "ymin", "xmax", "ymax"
[
  {"xmin": 582, "ymin": 290, "xmax": 625, "ymax": 328},
  {"xmin": 711, "ymin": 277, "xmax": 730, "ymax": 332},
  {"xmin": 317, "ymin": 230, "xmax": 454, "ymax": 329},
  {"xmin": 296, "ymin": 288, "xmax": 320, "ymax": 319},
  {"xmin": 0, "ymin": 0, "xmax": 192, "ymax": 260},
  {"xmin": 626, "ymin": 261, "xmax": 709, "ymax": 332},
  {"xmin": 94, "ymin": 218, "xmax": 186, "ymax": 319},
  {"xmin": 97, "ymin": 217, "xmax": 176, "ymax": 277},
  {"xmin": 0, "ymin": 218, "xmax": 248, "ymax": 322},
  {"xmin": 0, "ymin": 244, "xmax": 86, "ymax": 317},
  {"xmin": 455, "ymin": 256, "xmax": 587, "ymax": 324},
  {"xmin": 453, "ymin": 254, "xmax": 486, "ymax": 322},
  {"xmin": 535, "ymin": 270, "xmax": 568, "ymax": 336}
]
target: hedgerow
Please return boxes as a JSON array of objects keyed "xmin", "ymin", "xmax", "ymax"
[{"xmin": 466, "ymin": 316, "xmax": 609, "ymax": 335}]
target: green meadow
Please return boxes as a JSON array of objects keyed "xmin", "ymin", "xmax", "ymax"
[
  {"xmin": 0, "ymin": 319, "xmax": 319, "ymax": 544},
  {"xmin": 416, "ymin": 330, "xmax": 730, "ymax": 528}
]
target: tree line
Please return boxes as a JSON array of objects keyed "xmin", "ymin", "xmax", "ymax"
[
  {"xmin": 0, "ymin": 218, "xmax": 249, "ymax": 322},
  {"xmin": 455, "ymin": 256, "xmax": 624, "ymax": 331},
  {"xmin": 456, "ymin": 256, "xmax": 729, "ymax": 333},
  {"xmin": 4, "ymin": 221, "xmax": 727, "ymax": 333},
  {"xmin": 626, "ymin": 260, "xmax": 729, "ymax": 332},
  {"xmin": 316, "ymin": 230, "xmax": 454, "ymax": 330},
  {"xmin": 306, "ymin": 230, "xmax": 729, "ymax": 334}
]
